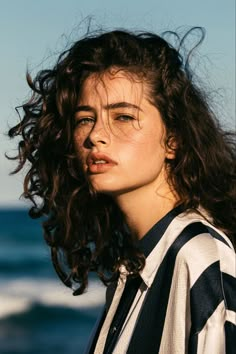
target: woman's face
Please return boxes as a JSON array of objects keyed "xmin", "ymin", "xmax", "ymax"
[{"xmin": 73, "ymin": 70, "xmax": 174, "ymax": 197}]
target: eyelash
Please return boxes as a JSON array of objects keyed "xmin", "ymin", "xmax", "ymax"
[
  {"xmin": 75, "ymin": 117, "xmax": 95, "ymax": 126},
  {"xmin": 115, "ymin": 114, "xmax": 135, "ymax": 122},
  {"xmin": 74, "ymin": 114, "xmax": 135, "ymax": 127}
]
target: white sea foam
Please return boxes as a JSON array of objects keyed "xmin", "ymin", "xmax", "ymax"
[
  {"xmin": 0, "ymin": 277, "xmax": 106, "ymax": 319},
  {"xmin": 0, "ymin": 296, "xmax": 30, "ymax": 318}
]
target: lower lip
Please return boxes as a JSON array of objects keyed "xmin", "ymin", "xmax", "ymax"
[{"xmin": 88, "ymin": 163, "xmax": 116, "ymax": 174}]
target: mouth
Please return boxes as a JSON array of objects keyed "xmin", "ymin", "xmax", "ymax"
[
  {"xmin": 92, "ymin": 159, "xmax": 108, "ymax": 165},
  {"xmin": 86, "ymin": 152, "xmax": 117, "ymax": 173}
]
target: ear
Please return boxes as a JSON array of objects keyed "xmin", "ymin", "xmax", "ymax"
[{"xmin": 165, "ymin": 135, "xmax": 177, "ymax": 160}]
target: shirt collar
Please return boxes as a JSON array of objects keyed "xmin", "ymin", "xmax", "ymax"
[{"xmin": 137, "ymin": 205, "xmax": 184, "ymax": 287}]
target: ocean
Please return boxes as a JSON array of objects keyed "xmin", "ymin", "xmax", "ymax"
[{"xmin": 0, "ymin": 208, "xmax": 106, "ymax": 354}]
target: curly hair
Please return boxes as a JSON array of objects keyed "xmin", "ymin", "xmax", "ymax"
[{"xmin": 8, "ymin": 27, "xmax": 236, "ymax": 295}]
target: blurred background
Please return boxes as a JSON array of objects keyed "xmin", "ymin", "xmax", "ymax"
[{"xmin": 0, "ymin": 0, "xmax": 235, "ymax": 353}]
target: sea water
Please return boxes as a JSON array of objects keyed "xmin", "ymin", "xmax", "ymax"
[{"xmin": 0, "ymin": 208, "xmax": 106, "ymax": 354}]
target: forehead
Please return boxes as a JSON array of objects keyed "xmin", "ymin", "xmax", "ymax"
[{"xmin": 79, "ymin": 70, "xmax": 147, "ymax": 104}]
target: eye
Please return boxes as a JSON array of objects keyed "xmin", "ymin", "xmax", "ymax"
[
  {"xmin": 115, "ymin": 115, "xmax": 135, "ymax": 122},
  {"xmin": 75, "ymin": 117, "xmax": 95, "ymax": 127}
]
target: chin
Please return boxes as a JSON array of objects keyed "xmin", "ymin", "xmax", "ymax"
[
  {"xmin": 90, "ymin": 184, "xmax": 136, "ymax": 197},
  {"xmin": 91, "ymin": 186, "xmax": 117, "ymax": 195},
  {"xmin": 88, "ymin": 175, "xmax": 116, "ymax": 192}
]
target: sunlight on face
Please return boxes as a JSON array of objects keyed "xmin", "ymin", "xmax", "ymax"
[
  {"xmin": 74, "ymin": 71, "xmax": 145, "ymax": 141},
  {"xmin": 73, "ymin": 69, "xmax": 174, "ymax": 197}
]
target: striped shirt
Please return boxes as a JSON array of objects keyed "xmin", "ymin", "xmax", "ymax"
[{"xmin": 86, "ymin": 207, "xmax": 236, "ymax": 354}]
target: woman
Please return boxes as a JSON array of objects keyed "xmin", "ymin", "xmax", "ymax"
[{"xmin": 8, "ymin": 27, "xmax": 235, "ymax": 353}]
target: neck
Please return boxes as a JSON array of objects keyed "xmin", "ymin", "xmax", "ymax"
[{"xmin": 113, "ymin": 182, "xmax": 179, "ymax": 240}]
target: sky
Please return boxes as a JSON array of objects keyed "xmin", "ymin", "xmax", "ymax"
[{"xmin": 0, "ymin": 0, "xmax": 235, "ymax": 206}]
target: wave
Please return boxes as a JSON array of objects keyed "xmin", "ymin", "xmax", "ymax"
[
  {"xmin": 0, "ymin": 301, "xmax": 101, "ymax": 354},
  {"xmin": 0, "ymin": 250, "xmax": 54, "ymax": 279},
  {"xmin": 0, "ymin": 244, "xmax": 55, "ymax": 279},
  {"xmin": 0, "ymin": 298, "xmax": 103, "ymax": 354},
  {"xmin": 0, "ymin": 301, "xmax": 102, "ymax": 326},
  {"xmin": 0, "ymin": 208, "xmax": 43, "ymax": 243},
  {"xmin": 0, "ymin": 208, "xmax": 104, "ymax": 353},
  {"xmin": 0, "ymin": 277, "xmax": 106, "ymax": 319}
]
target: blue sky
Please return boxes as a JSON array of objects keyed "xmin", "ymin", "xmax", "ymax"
[{"xmin": 0, "ymin": 0, "xmax": 235, "ymax": 206}]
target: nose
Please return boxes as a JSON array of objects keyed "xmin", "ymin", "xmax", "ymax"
[{"xmin": 88, "ymin": 118, "xmax": 110, "ymax": 147}]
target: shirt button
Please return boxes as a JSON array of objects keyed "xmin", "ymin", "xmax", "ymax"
[{"xmin": 111, "ymin": 326, "xmax": 117, "ymax": 334}]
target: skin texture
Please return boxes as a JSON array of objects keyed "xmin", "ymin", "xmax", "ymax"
[{"xmin": 74, "ymin": 70, "xmax": 178, "ymax": 238}]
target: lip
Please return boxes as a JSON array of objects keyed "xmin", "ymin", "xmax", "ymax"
[{"xmin": 86, "ymin": 152, "xmax": 117, "ymax": 174}]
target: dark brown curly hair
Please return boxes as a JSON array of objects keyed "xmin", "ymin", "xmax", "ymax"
[{"xmin": 8, "ymin": 27, "xmax": 236, "ymax": 295}]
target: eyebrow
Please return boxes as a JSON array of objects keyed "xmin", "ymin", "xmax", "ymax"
[
  {"xmin": 104, "ymin": 102, "xmax": 143, "ymax": 111},
  {"xmin": 75, "ymin": 105, "xmax": 95, "ymax": 113},
  {"xmin": 75, "ymin": 101, "xmax": 143, "ymax": 112}
]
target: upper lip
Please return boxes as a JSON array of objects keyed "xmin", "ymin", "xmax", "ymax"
[{"xmin": 86, "ymin": 152, "xmax": 117, "ymax": 166}]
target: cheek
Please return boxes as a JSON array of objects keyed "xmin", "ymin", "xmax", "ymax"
[
  {"xmin": 73, "ymin": 132, "xmax": 86, "ymax": 152},
  {"xmin": 116, "ymin": 139, "xmax": 152, "ymax": 167},
  {"xmin": 73, "ymin": 138, "xmax": 88, "ymax": 173},
  {"xmin": 130, "ymin": 136, "xmax": 166, "ymax": 171}
]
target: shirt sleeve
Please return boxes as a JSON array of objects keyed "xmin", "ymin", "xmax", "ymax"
[{"xmin": 188, "ymin": 240, "xmax": 236, "ymax": 354}]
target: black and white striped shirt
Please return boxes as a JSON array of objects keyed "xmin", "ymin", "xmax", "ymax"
[{"xmin": 86, "ymin": 207, "xmax": 236, "ymax": 354}]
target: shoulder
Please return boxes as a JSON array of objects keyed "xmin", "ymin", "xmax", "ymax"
[
  {"xmin": 166, "ymin": 210, "xmax": 235, "ymax": 286},
  {"xmin": 173, "ymin": 219, "xmax": 236, "ymax": 335},
  {"xmin": 168, "ymin": 208, "xmax": 234, "ymax": 260}
]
